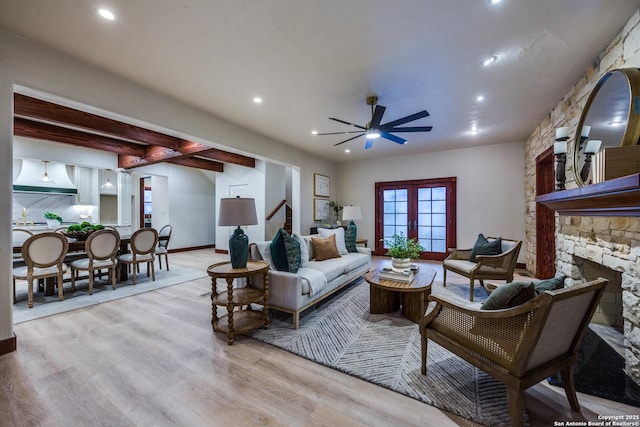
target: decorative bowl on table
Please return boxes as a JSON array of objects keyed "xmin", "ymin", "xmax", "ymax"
[{"xmin": 62, "ymin": 229, "xmax": 96, "ymax": 241}]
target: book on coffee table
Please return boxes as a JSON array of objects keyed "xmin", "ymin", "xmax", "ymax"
[{"xmin": 379, "ymin": 268, "xmax": 414, "ymax": 283}]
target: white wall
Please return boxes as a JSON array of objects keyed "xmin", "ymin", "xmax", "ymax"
[
  {"xmin": 336, "ymin": 141, "xmax": 527, "ymax": 262},
  {"xmin": 215, "ymin": 161, "xmax": 266, "ymax": 250}
]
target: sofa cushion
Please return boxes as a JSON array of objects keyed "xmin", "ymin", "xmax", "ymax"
[
  {"xmin": 293, "ymin": 233, "xmax": 309, "ymax": 267},
  {"xmin": 480, "ymin": 281, "xmax": 536, "ymax": 310},
  {"xmin": 318, "ymin": 227, "xmax": 348, "ymax": 255},
  {"xmin": 270, "ymin": 229, "xmax": 289, "ymax": 271},
  {"xmin": 307, "ymin": 257, "xmax": 346, "ymax": 283},
  {"xmin": 311, "ymin": 234, "xmax": 341, "ymax": 261},
  {"xmin": 470, "ymin": 234, "xmax": 502, "ymax": 262},
  {"xmin": 340, "ymin": 252, "xmax": 370, "ymax": 273},
  {"xmin": 284, "ymin": 232, "xmax": 302, "ymax": 273}
]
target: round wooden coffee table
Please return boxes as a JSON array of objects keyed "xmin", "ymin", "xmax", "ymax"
[{"xmin": 366, "ymin": 264, "xmax": 436, "ymax": 323}]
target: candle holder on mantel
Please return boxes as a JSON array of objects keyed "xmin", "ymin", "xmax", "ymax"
[{"xmin": 554, "ymin": 127, "xmax": 569, "ymax": 191}]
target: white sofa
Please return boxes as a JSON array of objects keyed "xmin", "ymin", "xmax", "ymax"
[{"xmin": 249, "ymin": 234, "xmax": 371, "ymax": 329}]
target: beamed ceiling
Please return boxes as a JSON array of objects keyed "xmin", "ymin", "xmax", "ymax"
[{"xmin": 13, "ymin": 94, "xmax": 256, "ymax": 172}]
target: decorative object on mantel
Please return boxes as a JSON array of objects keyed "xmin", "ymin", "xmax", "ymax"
[
  {"xmin": 591, "ymin": 145, "xmax": 640, "ymax": 184},
  {"xmin": 573, "ymin": 68, "xmax": 640, "ymax": 187},
  {"xmin": 218, "ymin": 196, "xmax": 258, "ymax": 269},
  {"xmin": 382, "ymin": 232, "xmax": 424, "ymax": 270},
  {"xmin": 579, "ymin": 139, "xmax": 602, "ymax": 184},
  {"xmin": 554, "ymin": 127, "xmax": 569, "ymax": 191},
  {"xmin": 43, "ymin": 211, "xmax": 62, "ymax": 229}
]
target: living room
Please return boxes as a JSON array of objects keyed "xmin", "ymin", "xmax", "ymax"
[{"xmin": 2, "ymin": 1, "xmax": 640, "ymax": 426}]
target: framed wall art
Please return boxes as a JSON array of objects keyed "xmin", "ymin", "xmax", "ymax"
[
  {"xmin": 314, "ymin": 198, "xmax": 330, "ymax": 221},
  {"xmin": 314, "ymin": 173, "xmax": 330, "ymax": 197}
]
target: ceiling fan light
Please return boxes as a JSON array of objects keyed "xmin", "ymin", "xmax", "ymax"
[{"xmin": 366, "ymin": 130, "xmax": 380, "ymax": 139}]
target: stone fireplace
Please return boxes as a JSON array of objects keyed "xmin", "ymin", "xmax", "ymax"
[{"xmin": 557, "ymin": 216, "xmax": 640, "ymax": 384}]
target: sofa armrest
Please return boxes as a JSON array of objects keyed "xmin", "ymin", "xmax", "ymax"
[{"xmin": 252, "ymin": 269, "xmax": 306, "ymax": 309}]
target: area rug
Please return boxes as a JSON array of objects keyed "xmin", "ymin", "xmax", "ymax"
[
  {"xmin": 250, "ymin": 279, "xmax": 526, "ymax": 426},
  {"xmin": 13, "ymin": 265, "xmax": 207, "ymax": 324}
]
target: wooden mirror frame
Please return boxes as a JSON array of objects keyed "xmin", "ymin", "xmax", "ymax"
[{"xmin": 573, "ymin": 68, "xmax": 640, "ymax": 186}]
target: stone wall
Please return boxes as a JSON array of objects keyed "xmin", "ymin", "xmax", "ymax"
[{"xmin": 524, "ymin": 11, "xmax": 640, "ymax": 383}]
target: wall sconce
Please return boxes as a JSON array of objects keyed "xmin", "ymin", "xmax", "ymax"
[
  {"xmin": 580, "ymin": 140, "xmax": 602, "ymax": 184},
  {"xmin": 554, "ymin": 128, "xmax": 569, "ymax": 191}
]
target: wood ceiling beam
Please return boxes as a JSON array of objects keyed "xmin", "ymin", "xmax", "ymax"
[
  {"xmin": 14, "ymin": 93, "xmax": 256, "ymax": 169},
  {"xmin": 118, "ymin": 154, "xmax": 223, "ymax": 172},
  {"xmin": 14, "ymin": 117, "xmax": 146, "ymax": 157}
]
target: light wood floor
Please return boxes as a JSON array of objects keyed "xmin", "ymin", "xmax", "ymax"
[{"xmin": 1, "ymin": 249, "xmax": 638, "ymax": 426}]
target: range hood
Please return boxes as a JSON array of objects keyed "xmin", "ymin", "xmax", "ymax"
[{"xmin": 13, "ymin": 159, "xmax": 78, "ymax": 194}]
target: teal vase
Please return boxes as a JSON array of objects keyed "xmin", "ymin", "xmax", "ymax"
[{"xmin": 229, "ymin": 227, "xmax": 249, "ymax": 269}]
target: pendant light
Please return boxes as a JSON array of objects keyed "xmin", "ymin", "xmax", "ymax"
[
  {"xmin": 101, "ymin": 169, "xmax": 114, "ymax": 189},
  {"xmin": 40, "ymin": 160, "xmax": 55, "ymax": 184}
]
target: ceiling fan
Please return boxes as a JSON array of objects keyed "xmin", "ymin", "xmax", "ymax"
[{"xmin": 317, "ymin": 96, "xmax": 433, "ymax": 149}]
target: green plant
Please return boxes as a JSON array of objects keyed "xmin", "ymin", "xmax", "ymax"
[
  {"xmin": 43, "ymin": 212, "xmax": 62, "ymax": 222},
  {"xmin": 382, "ymin": 233, "xmax": 424, "ymax": 259},
  {"xmin": 329, "ymin": 200, "xmax": 343, "ymax": 223}
]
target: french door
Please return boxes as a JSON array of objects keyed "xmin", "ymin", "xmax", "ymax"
[{"xmin": 375, "ymin": 177, "xmax": 456, "ymax": 261}]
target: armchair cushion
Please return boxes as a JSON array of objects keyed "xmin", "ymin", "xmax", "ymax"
[
  {"xmin": 480, "ymin": 281, "xmax": 536, "ymax": 310},
  {"xmin": 534, "ymin": 275, "xmax": 566, "ymax": 294},
  {"xmin": 470, "ymin": 234, "xmax": 502, "ymax": 262}
]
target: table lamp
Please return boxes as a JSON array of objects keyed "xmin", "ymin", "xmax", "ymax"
[
  {"xmin": 218, "ymin": 197, "xmax": 258, "ymax": 268},
  {"xmin": 342, "ymin": 205, "xmax": 362, "ymax": 246}
]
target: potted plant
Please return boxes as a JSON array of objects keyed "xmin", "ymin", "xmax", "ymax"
[
  {"xmin": 383, "ymin": 232, "xmax": 424, "ymax": 269},
  {"xmin": 43, "ymin": 212, "xmax": 62, "ymax": 229},
  {"xmin": 329, "ymin": 201, "xmax": 343, "ymax": 225}
]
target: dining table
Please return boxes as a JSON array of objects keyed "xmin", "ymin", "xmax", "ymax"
[{"xmin": 13, "ymin": 232, "xmax": 169, "ymax": 296}]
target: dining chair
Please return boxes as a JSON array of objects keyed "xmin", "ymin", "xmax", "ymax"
[
  {"xmin": 69, "ymin": 229, "xmax": 120, "ymax": 295},
  {"xmin": 156, "ymin": 224, "xmax": 172, "ymax": 271},
  {"xmin": 117, "ymin": 228, "xmax": 158, "ymax": 285},
  {"xmin": 12, "ymin": 232, "xmax": 69, "ymax": 308},
  {"xmin": 12, "ymin": 228, "xmax": 34, "ymax": 304}
]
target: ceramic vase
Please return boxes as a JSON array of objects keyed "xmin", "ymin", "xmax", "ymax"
[{"xmin": 391, "ymin": 257, "xmax": 411, "ymax": 270}]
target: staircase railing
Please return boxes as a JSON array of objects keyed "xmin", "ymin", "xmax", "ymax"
[{"xmin": 266, "ymin": 199, "xmax": 287, "ymax": 221}]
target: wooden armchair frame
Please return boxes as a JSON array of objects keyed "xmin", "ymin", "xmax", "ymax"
[
  {"xmin": 419, "ymin": 278, "xmax": 608, "ymax": 426},
  {"xmin": 443, "ymin": 237, "xmax": 522, "ymax": 301}
]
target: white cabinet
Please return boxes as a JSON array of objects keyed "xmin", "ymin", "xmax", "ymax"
[
  {"xmin": 118, "ymin": 172, "xmax": 132, "ymax": 227},
  {"xmin": 73, "ymin": 166, "xmax": 98, "ymax": 205}
]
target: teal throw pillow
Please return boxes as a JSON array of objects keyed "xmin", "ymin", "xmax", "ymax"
[
  {"xmin": 270, "ymin": 229, "xmax": 289, "ymax": 271},
  {"xmin": 283, "ymin": 231, "xmax": 302, "ymax": 273},
  {"xmin": 470, "ymin": 234, "xmax": 502, "ymax": 262},
  {"xmin": 534, "ymin": 275, "xmax": 566, "ymax": 294},
  {"xmin": 480, "ymin": 281, "xmax": 536, "ymax": 310}
]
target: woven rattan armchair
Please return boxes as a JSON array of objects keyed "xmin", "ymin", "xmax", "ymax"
[
  {"xmin": 420, "ymin": 278, "xmax": 608, "ymax": 427},
  {"xmin": 443, "ymin": 237, "xmax": 522, "ymax": 301}
]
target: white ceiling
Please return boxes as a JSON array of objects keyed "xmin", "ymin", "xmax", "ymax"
[{"xmin": 1, "ymin": 0, "xmax": 639, "ymax": 163}]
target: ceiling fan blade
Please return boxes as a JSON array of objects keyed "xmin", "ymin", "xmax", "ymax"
[
  {"xmin": 333, "ymin": 133, "xmax": 365, "ymax": 146},
  {"xmin": 381, "ymin": 132, "xmax": 407, "ymax": 145},
  {"xmin": 317, "ymin": 131, "xmax": 365, "ymax": 135},
  {"xmin": 370, "ymin": 105, "xmax": 386, "ymax": 129},
  {"xmin": 329, "ymin": 117, "xmax": 367, "ymax": 130},
  {"xmin": 381, "ymin": 110, "xmax": 430, "ymax": 128},
  {"xmin": 364, "ymin": 139, "xmax": 374, "ymax": 150},
  {"xmin": 385, "ymin": 126, "xmax": 433, "ymax": 133}
]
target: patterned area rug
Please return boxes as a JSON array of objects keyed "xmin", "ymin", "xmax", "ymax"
[{"xmin": 251, "ymin": 279, "xmax": 526, "ymax": 426}]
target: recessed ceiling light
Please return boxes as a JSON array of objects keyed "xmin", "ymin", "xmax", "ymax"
[
  {"xmin": 253, "ymin": 96, "xmax": 263, "ymax": 104},
  {"xmin": 476, "ymin": 95, "xmax": 485, "ymax": 102},
  {"xmin": 609, "ymin": 120, "xmax": 624, "ymax": 127},
  {"xmin": 482, "ymin": 56, "xmax": 497, "ymax": 67},
  {"xmin": 469, "ymin": 126, "xmax": 479, "ymax": 135},
  {"xmin": 311, "ymin": 130, "xmax": 318, "ymax": 135},
  {"xmin": 345, "ymin": 149, "xmax": 351, "ymax": 153},
  {"xmin": 98, "ymin": 8, "xmax": 115, "ymax": 20},
  {"xmin": 490, "ymin": 0, "xmax": 502, "ymax": 4}
]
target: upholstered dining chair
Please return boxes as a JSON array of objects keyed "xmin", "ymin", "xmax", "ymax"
[
  {"xmin": 69, "ymin": 229, "xmax": 120, "ymax": 295},
  {"xmin": 12, "ymin": 228, "xmax": 33, "ymax": 304},
  {"xmin": 420, "ymin": 278, "xmax": 608, "ymax": 427},
  {"xmin": 443, "ymin": 237, "xmax": 522, "ymax": 301},
  {"xmin": 12, "ymin": 232, "xmax": 69, "ymax": 308},
  {"xmin": 117, "ymin": 227, "xmax": 158, "ymax": 285},
  {"xmin": 156, "ymin": 224, "xmax": 172, "ymax": 271}
]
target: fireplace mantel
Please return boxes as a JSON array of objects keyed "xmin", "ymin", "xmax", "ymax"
[{"xmin": 535, "ymin": 173, "xmax": 640, "ymax": 216}]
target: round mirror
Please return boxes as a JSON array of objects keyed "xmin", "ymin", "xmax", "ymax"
[{"xmin": 573, "ymin": 68, "xmax": 640, "ymax": 186}]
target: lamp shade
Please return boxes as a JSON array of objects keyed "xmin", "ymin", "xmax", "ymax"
[
  {"xmin": 218, "ymin": 197, "xmax": 258, "ymax": 226},
  {"xmin": 342, "ymin": 205, "xmax": 362, "ymax": 221}
]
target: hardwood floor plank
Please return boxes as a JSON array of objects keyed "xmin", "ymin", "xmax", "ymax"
[{"xmin": 0, "ymin": 249, "xmax": 636, "ymax": 427}]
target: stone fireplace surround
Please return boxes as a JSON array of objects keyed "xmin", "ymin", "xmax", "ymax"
[{"xmin": 556, "ymin": 216, "xmax": 640, "ymax": 384}]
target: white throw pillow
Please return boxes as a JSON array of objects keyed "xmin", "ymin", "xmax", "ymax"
[
  {"xmin": 293, "ymin": 233, "xmax": 309, "ymax": 267},
  {"xmin": 255, "ymin": 241, "xmax": 276, "ymax": 269},
  {"xmin": 318, "ymin": 227, "xmax": 348, "ymax": 255}
]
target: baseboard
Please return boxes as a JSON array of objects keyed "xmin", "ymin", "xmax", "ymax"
[
  {"xmin": 214, "ymin": 249, "xmax": 229, "ymax": 254},
  {"xmin": 0, "ymin": 333, "xmax": 17, "ymax": 355},
  {"xmin": 169, "ymin": 244, "xmax": 214, "ymax": 253}
]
